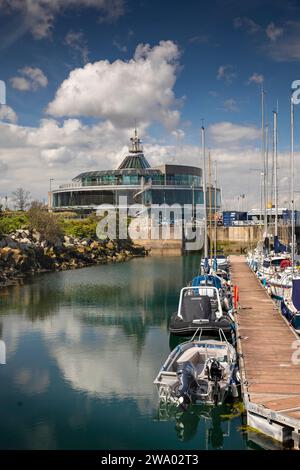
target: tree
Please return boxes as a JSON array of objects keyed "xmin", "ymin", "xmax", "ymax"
[
  {"xmin": 12, "ymin": 188, "xmax": 31, "ymax": 211},
  {"xmin": 28, "ymin": 201, "xmax": 63, "ymax": 243}
]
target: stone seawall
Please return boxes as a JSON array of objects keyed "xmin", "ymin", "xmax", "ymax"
[
  {"xmin": 215, "ymin": 225, "xmax": 292, "ymax": 254},
  {"xmin": 0, "ymin": 230, "xmax": 147, "ymax": 288}
]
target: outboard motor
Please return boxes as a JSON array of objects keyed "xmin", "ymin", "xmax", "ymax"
[
  {"xmin": 207, "ymin": 359, "xmax": 223, "ymax": 406},
  {"xmin": 208, "ymin": 359, "xmax": 223, "ymax": 381},
  {"xmin": 176, "ymin": 362, "xmax": 197, "ymax": 411}
]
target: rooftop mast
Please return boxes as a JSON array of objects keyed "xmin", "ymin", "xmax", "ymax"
[{"xmin": 129, "ymin": 126, "xmax": 143, "ymax": 153}]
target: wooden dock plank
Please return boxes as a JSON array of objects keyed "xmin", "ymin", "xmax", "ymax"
[{"xmin": 230, "ymin": 255, "xmax": 300, "ymax": 439}]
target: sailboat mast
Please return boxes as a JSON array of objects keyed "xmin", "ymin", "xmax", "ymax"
[
  {"xmin": 261, "ymin": 86, "xmax": 267, "ymax": 236},
  {"xmin": 214, "ymin": 160, "xmax": 217, "ymax": 260},
  {"xmin": 273, "ymin": 110, "xmax": 278, "ymax": 237},
  {"xmin": 208, "ymin": 151, "xmax": 212, "ymax": 262},
  {"xmin": 201, "ymin": 126, "xmax": 208, "ymax": 258},
  {"xmin": 265, "ymin": 124, "xmax": 269, "ymax": 235},
  {"xmin": 260, "ymin": 87, "xmax": 264, "ymax": 230},
  {"xmin": 291, "ymin": 97, "xmax": 295, "ymax": 270}
]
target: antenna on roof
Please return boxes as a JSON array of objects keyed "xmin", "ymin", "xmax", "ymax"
[{"xmin": 129, "ymin": 120, "xmax": 143, "ymax": 153}]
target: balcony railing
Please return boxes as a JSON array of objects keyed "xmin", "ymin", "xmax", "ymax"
[{"xmin": 57, "ymin": 179, "xmax": 202, "ymax": 189}]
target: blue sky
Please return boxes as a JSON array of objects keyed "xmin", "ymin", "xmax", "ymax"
[{"xmin": 0, "ymin": 0, "xmax": 300, "ymax": 207}]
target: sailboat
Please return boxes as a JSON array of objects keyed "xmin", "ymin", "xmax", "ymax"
[
  {"xmin": 253, "ymin": 105, "xmax": 293, "ymax": 290},
  {"xmin": 280, "ymin": 278, "xmax": 300, "ymax": 334},
  {"xmin": 278, "ymin": 96, "xmax": 300, "ymax": 333}
]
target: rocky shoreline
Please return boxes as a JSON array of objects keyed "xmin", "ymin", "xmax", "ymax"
[{"xmin": 0, "ymin": 229, "xmax": 148, "ymax": 288}]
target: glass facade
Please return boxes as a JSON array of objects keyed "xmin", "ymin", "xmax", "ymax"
[
  {"xmin": 79, "ymin": 173, "xmax": 202, "ymax": 187},
  {"xmin": 52, "ymin": 153, "xmax": 215, "ymax": 211},
  {"xmin": 149, "ymin": 188, "xmax": 204, "ymax": 205},
  {"xmin": 53, "ymin": 190, "xmax": 115, "ymax": 208},
  {"xmin": 52, "ymin": 187, "xmax": 221, "ymax": 210},
  {"xmin": 165, "ymin": 174, "xmax": 201, "ymax": 186}
]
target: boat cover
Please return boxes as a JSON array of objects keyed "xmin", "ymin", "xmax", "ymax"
[
  {"xmin": 180, "ymin": 295, "xmax": 213, "ymax": 322},
  {"xmin": 292, "ymin": 278, "xmax": 300, "ymax": 311},
  {"xmin": 274, "ymin": 235, "xmax": 290, "ymax": 254}
]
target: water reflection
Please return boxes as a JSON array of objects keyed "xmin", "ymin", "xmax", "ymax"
[
  {"xmin": 157, "ymin": 402, "xmax": 243, "ymax": 449},
  {"xmin": 0, "ymin": 280, "xmax": 62, "ymax": 320},
  {"xmin": 0, "ymin": 255, "xmax": 253, "ymax": 449}
]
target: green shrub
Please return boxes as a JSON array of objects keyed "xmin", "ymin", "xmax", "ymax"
[
  {"xmin": 28, "ymin": 202, "xmax": 64, "ymax": 243},
  {"xmin": 0, "ymin": 213, "xmax": 29, "ymax": 235},
  {"xmin": 60, "ymin": 216, "xmax": 98, "ymax": 239}
]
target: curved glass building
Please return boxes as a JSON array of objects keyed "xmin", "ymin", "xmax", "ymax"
[{"xmin": 51, "ymin": 131, "xmax": 220, "ymax": 212}]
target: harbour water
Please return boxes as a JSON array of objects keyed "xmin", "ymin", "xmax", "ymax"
[{"xmin": 0, "ymin": 256, "xmax": 260, "ymax": 450}]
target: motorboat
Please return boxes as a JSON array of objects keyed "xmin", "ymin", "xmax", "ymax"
[
  {"xmin": 169, "ymin": 285, "xmax": 234, "ymax": 336},
  {"xmin": 201, "ymin": 255, "xmax": 229, "ymax": 272},
  {"xmin": 191, "ymin": 275, "xmax": 232, "ymax": 312},
  {"xmin": 154, "ymin": 329, "xmax": 239, "ymax": 408}
]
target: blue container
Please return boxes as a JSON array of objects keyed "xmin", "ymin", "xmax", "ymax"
[{"xmin": 222, "ymin": 211, "xmax": 247, "ymax": 226}]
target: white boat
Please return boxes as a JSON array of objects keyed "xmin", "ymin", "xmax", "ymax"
[
  {"xmin": 0, "ymin": 340, "xmax": 6, "ymax": 365},
  {"xmin": 201, "ymin": 255, "xmax": 229, "ymax": 272},
  {"xmin": 154, "ymin": 329, "xmax": 238, "ymax": 408},
  {"xmin": 281, "ymin": 277, "xmax": 300, "ymax": 334},
  {"xmin": 267, "ymin": 268, "xmax": 293, "ymax": 300}
]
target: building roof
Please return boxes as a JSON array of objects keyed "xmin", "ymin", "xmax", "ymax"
[
  {"xmin": 118, "ymin": 153, "xmax": 150, "ymax": 170},
  {"xmin": 72, "ymin": 130, "xmax": 201, "ymax": 182},
  {"xmin": 73, "ymin": 168, "xmax": 160, "ymax": 181},
  {"xmin": 117, "ymin": 129, "xmax": 151, "ymax": 169}
]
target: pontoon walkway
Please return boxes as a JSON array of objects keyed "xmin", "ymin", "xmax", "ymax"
[{"xmin": 230, "ymin": 255, "xmax": 300, "ymax": 448}]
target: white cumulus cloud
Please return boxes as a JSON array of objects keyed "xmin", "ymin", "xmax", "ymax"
[
  {"xmin": 263, "ymin": 21, "xmax": 300, "ymax": 62},
  {"xmin": 41, "ymin": 147, "xmax": 76, "ymax": 166},
  {"xmin": 0, "ymin": 0, "xmax": 125, "ymax": 39},
  {"xmin": 65, "ymin": 30, "xmax": 89, "ymax": 64},
  {"xmin": 47, "ymin": 40, "xmax": 181, "ymax": 130},
  {"xmin": 0, "ymin": 104, "xmax": 17, "ymax": 123},
  {"xmin": 209, "ymin": 121, "xmax": 260, "ymax": 144},
  {"xmin": 171, "ymin": 129, "xmax": 185, "ymax": 140},
  {"xmin": 0, "ymin": 118, "xmax": 298, "ymax": 210},
  {"xmin": 248, "ymin": 73, "xmax": 264, "ymax": 84},
  {"xmin": 10, "ymin": 67, "xmax": 48, "ymax": 91}
]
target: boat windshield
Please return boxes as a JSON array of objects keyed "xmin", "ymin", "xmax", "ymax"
[{"xmin": 192, "ymin": 275, "xmax": 222, "ymax": 290}]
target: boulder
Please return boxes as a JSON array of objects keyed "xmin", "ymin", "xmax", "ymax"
[
  {"xmin": 32, "ymin": 231, "xmax": 42, "ymax": 242},
  {"xmin": 106, "ymin": 240, "xmax": 115, "ymax": 251},
  {"xmin": 64, "ymin": 235, "xmax": 74, "ymax": 245},
  {"xmin": 90, "ymin": 241, "xmax": 100, "ymax": 250},
  {"xmin": 4, "ymin": 237, "xmax": 19, "ymax": 249}
]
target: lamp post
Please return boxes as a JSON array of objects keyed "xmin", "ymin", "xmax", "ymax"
[
  {"xmin": 49, "ymin": 179, "xmax": 54, "ymax": 211},
  {"xmin": 237, "ymin": 194, "xmax": 245, "ymax": 222},
  {"xmin": 191, "ymin": 177, "xmax": 195, "ymax": 222},
  {"xmin": 49, "ymin": 178, "xmax": 54, "ymax": 192}
]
